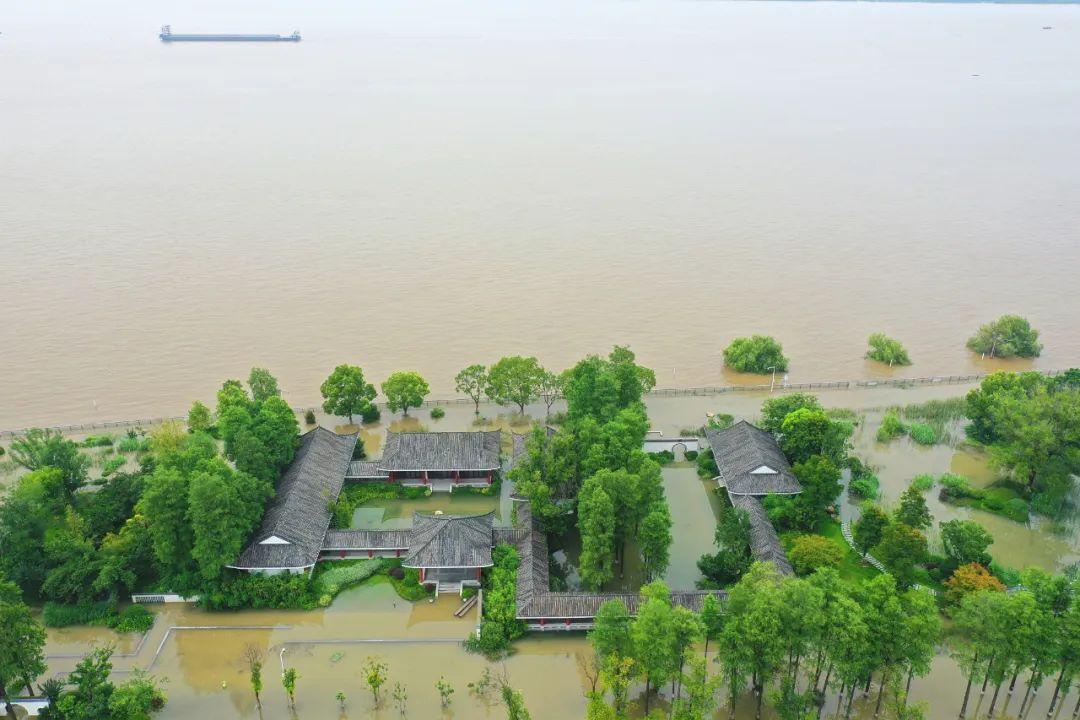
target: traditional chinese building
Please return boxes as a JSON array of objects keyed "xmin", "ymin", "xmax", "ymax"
[{"xmin": 345, "ymin": 430, "xmax": 502, "ymax": 491}]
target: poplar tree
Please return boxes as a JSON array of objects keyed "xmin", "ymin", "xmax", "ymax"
[
  {"xmin": 577, "ymin": 476, "xmax": 617, "ymax": 590},
  {"xmin": 632, "ymin": 581, "xmax": 677, "ymax": 713},
  {"xmin": 720, "ymin": 563, "xmax": 788, "ymax": 719}
]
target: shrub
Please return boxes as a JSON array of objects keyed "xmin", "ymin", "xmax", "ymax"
[
  {"xmin": 966, "ymin": 315, "xmax": 1042, "ymax": 358},
  {"xmin": 430, "ymin": 406, "xmax": 446, "ymax": 419},
  {"xmin": 42, "ymin": 601, "xmax": 117, "ymax": 628},
  {"xmin": 706, "ymin": 413, "xmax": 734, "ymax": 430},
  {"xmin": 866, "ymin": 333, "xmax": 912, "ymax": 366},
  {"xmin": 649, "ymin": 450, "xmax": 675, "ymax": 465},
  {"xmin": 696, "ymin": 448, "xmax": 719, "ymax": 478},
  {"xmin": 1004, "ymin": 498, "xmax": 1030, "ymax": 523},
  {"xmin": 938, "ymin": 473, "xmax": 975, "ymax": 499},
  {"xmin": 313, "ymin": 559, "xmax": 386, "ymax": 600},
  {"xmin": 361, "ymin": 405, "xmax": 381, "ymax": 423},
  {"xmin": 684, "ymin": 450, "xmax": 699, "ymax": 461},
  {"xmin": 910, "ymin": 474, "xmax": 935, "ymax": 492},
  {"xmin": 989, "ymin": 562, "xmax": 1022, "ymax": 587},
  {"xmin": 907, "ymin": 422, "xmax": 937, "ymax": 446},
  {"xmin": 722, "ymin": 335, "xmax": 789, "ymax": 374},
  {"xmin": 787, "ymin": 534, "xmax": 843, "ymax": 576},
  {"xmin": 876, "ymin": 413, "xmax": 907, "ymax": 443},
  {"xmin": 944, "ymin": 563, "xmax": 1005, "ymax": 606},
  {"xmin": 849, "ymin": 476, "xmax": 879, "ymax": 500},
  {"xmin": 101, "ymin": 455, "xmax": 127, "ymax": 477},
  {"xmin": 304, "ymin": 409, "xmax": 317, "ymax": 425},
  {"xmin": 199, "ymin": 572, "xmax": 318, "ymax": 611},
  {"xmin": 82, "ymin": 434, "xmax": 115, "ymax": 448},
  {"xmin": 383, "ymin": 563, "xmax": 432, "ymax": 601},
  {"xmin": 465, "ymin": 620, "xmax": 510, "ymax": 658},
  {"xmin": 109, "ymin": 604, "xmax": 155, "ymax": 634}
]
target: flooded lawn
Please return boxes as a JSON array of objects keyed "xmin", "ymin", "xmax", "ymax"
[{"xmin": 352, "ymin": 493, "xmax": 504, "ymax": 529}]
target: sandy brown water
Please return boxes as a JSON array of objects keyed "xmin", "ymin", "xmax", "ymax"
[{"xmin": 3, "ymin": 0, "xmax": 1080, "ymax": 430}]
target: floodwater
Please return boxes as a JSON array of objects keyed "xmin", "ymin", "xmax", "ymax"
[{"xmin": 4, "ymin": 0, "xmax": 1080, "ymax": 430}]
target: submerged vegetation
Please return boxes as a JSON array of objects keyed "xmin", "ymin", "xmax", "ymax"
[
  {"xmin": 722, "ymin": 334, "xmax": 789, "ymax": 374},
  {"xmin": 866, "ymin": 332, "xmax": 912, "ymax": 366},
  {"xmin": 967, "ymin": 314, "xmax": 1043, "ymax": 358}
]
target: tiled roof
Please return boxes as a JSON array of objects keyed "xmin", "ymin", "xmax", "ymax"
[
  {"xmin": 379, "ymin": 431, "xmax": 502, "ymax": 471},
  {"xmin": 403, "ymin": 512, "xmax": 495, "ymax": 568},
  {"xmin": 729, "ymin": 493, "xmax": 794, "ymax": 576},
  {"xmin": 322, "ymin": 529, "xmax": 410, "ymax": 550},
  {"xmin": 346, "ymin": 460, "xmax": 388, "ymax": 479},
  {"xmin": 231, "ymin": 427, "xmax": 357, "ymax": 570},
  {"xmin": 705, "ymin": 421, "xmax": 801, "ymax": 495}
]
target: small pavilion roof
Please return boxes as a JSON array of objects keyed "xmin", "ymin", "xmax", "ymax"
[
  {"xmin": 231, "ymin": 427, "xmax": 357, "ymax": 570},
  {"xmin": 379, "ymin": 431, "xmax": 501, "ymax": 472},
  {"xmin": 705, "ymin": 421, "xmax": 801, "ymax": 495},
  {"xmin": 403, "ymin": 512, "xmax": 495, "ymax": 568}
]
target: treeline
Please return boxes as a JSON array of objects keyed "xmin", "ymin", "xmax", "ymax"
[
  {"xmin": 509, "ymin": 347, "xmax": 674, "ymax": 590},
  {"xmin": 0, "ymin": 368, "xmax": 299, "ymax": 613},
  {"xmin": 585, "ymin": 562, "xmax": 1080, "ymax": 720}
]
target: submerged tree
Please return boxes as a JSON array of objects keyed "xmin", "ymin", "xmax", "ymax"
[
  {"xmin": 723, "ymin": 335, "xmax": 789, "ymax": 374},
  {"xmin": 486, "ymin": 356, "xmax": 546, "ymax": 414},
  {"xmin": 454, "ymin": 364, "xmax": 488, "ymax": 414},
  {"xmin": 866, "ymin": 333, "xmax": 912, "ymax": 367},
  {"xmin": 966, "ymin": 315, "xmax": 1042, "ymax": 359},
  {"xmin": 281, "ymin": 667, "xmax": 299, "ymax": 709},
  {"xmin": 0, "ymin": 581, "xmax": 47, "ymax": 714},
  {"xmin": 320, "ymin": 364, "xmax": 377, "ymax": 423},
  {"xmin": 242, "ymin": 645, "xmax": 263, "ymax": 709},
  {"xmin": 362, "ymin": 656, "xmax": 388, "ymax": 706},
  {"xmin": 381, "ymin": 371, "xmax": 430, "ymax": 417}
]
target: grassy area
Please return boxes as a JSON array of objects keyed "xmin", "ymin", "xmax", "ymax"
[{"xmin": 815, "ymin": 521, "xmax": 881, "ymax": 584}]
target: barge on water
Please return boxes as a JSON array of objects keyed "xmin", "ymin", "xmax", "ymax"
[{"xmin": 159, "ymin": 25, "xmax": 301, "ymax": 42}]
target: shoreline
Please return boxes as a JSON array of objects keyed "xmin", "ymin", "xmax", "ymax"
[{"xmin": 2, "ymin": 366, "xmax": 1069, "ymax": 439}]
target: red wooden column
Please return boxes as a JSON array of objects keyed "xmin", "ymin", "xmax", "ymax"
[
  {"xmin": 487, "ymin": 471, "xmax": 492, "ymax": 486},
  {"xmin": 476, "ymin": 567, "xmax": 481, "ymax": 580},
  {"xmin": 423, "ymin": 470, "xmax": 429, "ymax": 485}
]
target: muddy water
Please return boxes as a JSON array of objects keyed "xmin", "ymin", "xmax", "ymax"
[{"xmin": 5, "ymin": 0, "xmax": 1080, "ymax": 430}]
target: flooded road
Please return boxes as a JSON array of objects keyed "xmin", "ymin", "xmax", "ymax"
[{"xmin": 4, "ymin": 0, "xmax": 1080, "ymax": 429}]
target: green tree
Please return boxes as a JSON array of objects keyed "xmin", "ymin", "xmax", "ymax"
[
  {"xmin": 723, "ymin": 335, "xmax": 789, "ymax": 374},
  {"xmin": 967, "ymin": 315, "xmax": 1042, "ymax": 359},
  {"xmin": 9, "ymin": 428, "xmax": 89, "ymax": 497},
  {"xmin": 699, "ymin": 593, "xmax": 724, "ymax": 661},
  {"xmin": 856, "ymin": 574, "xmax": 909, "ymax": 716},
  {"xmin": 898, "ymin": 588, "xmax": 941, "ymax": 702},
  {"xmin": 0, "ymin": 583, "xmax": 47, "ymax": 713},
  {"xmin": 778, "ymin": 408, "xmax": 849, "ymax": 465},
  {"xmin": 454, "ymin": 364, "xmax": 488, "ymax": 414},
  {"xmin": 698, "ymin": 498, "xmax": 752, "ymax": 586},
  {"xmin": 281, "ymin": 667, "xmax": 299, "ymax": 709},
  {"xmin": 538, "ymin": 370, "xmax": 563, "ymax": 416},
  {"xmin": 486, "ymin": 356, "xmax": 546, "ymax": 414},
  {"xmin": 874, "ymin": 523, "xmax": 928, "ymax": 590},
  {"xmin": 718, "ymin": 563, "xmax": 788, "ymax": 719},
  {"xmin": 760, "ymin": 393, "xmax": 822, "ymax": 433},
  {"xmin": 632, "ymin": 581, "xmax": 677, "ymax": 714},
  {"xmin": 852, "ymin": 503, "xmax": 889, "ymax": 558},
  {"xmin": 94, "ymin": 514, "xmax": 155, "ymax": 600},
  {"xmin": 381, "ymin": 371, "xmax": 430, "ymax": 417},
  {"xmin": 787, "ymin": 534, "xmax": 843, "ymax": 575},
  {"xmin": 964, "ymin": 371, "xmax": 1046, "ymax": 444},
  {"xmin": 673, "ymin": 656, "xmax": 720, "ymax": 720},
  {"xmin": 363, "ymin": 656, "xmax": 388, "ymax": 705},
  {"xmin": 894, "ymin": 486, "xmax": 932, "ymax": 530},
  {"xmin": 866, "ymin": 333, "xmax": 912, "ymax": 366},
  {"xmin": 940, "ymin": 519, "xmax": 993, "ymax": 569},
  {"xmin": 670, "ymin": 606, "xmax": 705, "ymax": 701},
  {"xmin": 251, "ymin": 395, "xmax": 300, "ymax": 477},
  {"xmin": 247, "ymin": 367, "xmax": 281, "ymax": 403},
  {"xmin": 42, "ymin": 509, "xmax": 100, "ymax": 603},
  {"xmin": 320, "ymin": 364, "xmax": 377, "ymax": 423},
  {"xmin": 0, "ymin": 469, "xmax": 62, "ymax": 596},
  {"xmin": 216, "ymin": 379, "xmax": 255, "ymax": 457},
  {"xmin": 107, "ymin": 672, "xmax": 168, "ymax": 720},
  {"xmin": 187, "ymin": 401, "xmax": 212, "ymax": 433},
  {"xmin": 639, "ymin": 503, "xmax": 673, "ymax": 581},
  {"xmin": 499, "ymin": 681, "xmax": 533, "ymax": 720},
  {"xmin": 577, "ymin": 475, "xmax": 617, "ymax": 590},
  {"xmin": 391, "ymin": 681, "xmax": 407, "ymax": 717},
  {"xmin": 561, "ymin": 346, "xmax": 656, "ymax": 424},
  {"xmin": 57, "ymin": 647, "xmax": 115, "ymax": 720},
  {"xmin": 188, "ymin": 461, "xmax": 272, "ymax": 581},
  {"xmin": 589, "ymin": 599, "xmax": 633, "ymax": 663},
  {"xmin": 786, "ymin": 454, "xmax": 842, "ymax": 530},
  {"xmin": 436, "ymin": 677, "xmax": 454, "ymax": 708}
]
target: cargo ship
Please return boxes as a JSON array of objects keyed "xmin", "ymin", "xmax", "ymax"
[{"xmin": 159, "ymin": 25, "xmax": 301, "ymax": 42}]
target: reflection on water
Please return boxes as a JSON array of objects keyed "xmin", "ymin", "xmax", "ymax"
[{"xmin": 352, "ymin": 494, "xmax": 503, "ymax": 529}]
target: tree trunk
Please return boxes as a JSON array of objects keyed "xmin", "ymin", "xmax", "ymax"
[
  {"xmin": 988, "ymin": 681, "xmax": 1003, "ymax": 717},
  {"xmin": 817, "ymin": 666, "xmax": 834, "ymax": 720},
  {"xmin": 644, "ymin": 678, "xmax": 651, "ymax": 714},
  {"xmin": 518, "ymin": 402, "xmax": 526, "ymax": 415},
  {"xmin": 874, "ymin": 674, "xmax": 886, "ymax": 717},
  {"xmin": 1048, "ymin": 667, "xmax": 1067, "ymax": 716},
  {"xmin": 982, "ymin": 657, "xmax": 996, "ymax": 694},
  {"xmin": 811, "ymin": 649, "xmax": 826, "ymax": 692},
  {"xmin": 2, "ymin": 680, "xmax": 15, "ymax": 720},
  {"xmin": 1072, "ymin": 692, "xmax": 1080, "ymax": 717},
  {"xmin": 703, "ymin": 635, "xmax": 709, "ymax": 662},
  {"xmin": 756, "ymin": 681, "xmax": 764, "ymax": 720},
  {"xmin": 960, "ymin": 667, "xmax": 975, "ymax": 719},
  {"xmin": 845, "ymin": 683, "xmax": 857, "ymax": 720},
  {"xmin": 905, "ymin": 667, "xmax": 914, "ymax": 704},
  {"xmin": 730, "ymin": 670, "xmax": 738, "ymax": 713},
  {"xmin": 864, "ymin": 674, "xmax": 873, "ymax": 695},
  {"xmin": 347, "ymin": 411, "xmax": 354, "ymax": 423},
  {"xmin": 1019, "ymin": 673, "xmax": 1038, "ymax": 716},
  {"xmin": 474, "ymin": 399, "xmax": 480, "ymax": 415}
]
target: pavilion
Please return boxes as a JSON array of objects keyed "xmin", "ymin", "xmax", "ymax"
[{"xmin": 345, "ymin": 430, "xmax": 502, "ymax": 491}]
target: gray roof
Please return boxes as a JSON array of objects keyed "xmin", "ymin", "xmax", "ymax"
[
  {"xmin": 379, "ymin": 431, "xmax": 502, "ymax": 471},
  {"xmin": 231, "ymin": 427, "xmax": 357, "ymax": 570},
  {"xmin": 729, "ymin": 493, "xmax": 794, "ymax": 575},
  {"xmin": 323, "ymin": 529, "xmax": 410, "ymax": 550},
  {"xmin": 346, "ymin": 460, "xmax": 388, "ymax": 479},
  {"xmin": 403, "ymin": 512, "xmax": 495, "ymax": 568},
  {"xmin": 512, "ymin": 502, "xmax": 723, "ymax": 619},
  {"xmin": 705, "ymin": 421, "xmax": 802, "ymax": 495}
]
